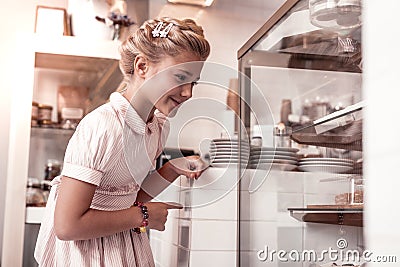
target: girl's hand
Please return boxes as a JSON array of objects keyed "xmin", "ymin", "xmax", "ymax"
[
  {"xmin": 144, "ymin": 202, "xmax": 182, "ymax": 231},
  {"xmin": 167, "ymin": 156, "xmax": 209, "ymax": 179}
]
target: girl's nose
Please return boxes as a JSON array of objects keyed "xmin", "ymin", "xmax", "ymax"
[{"xmin": 180, "ymin": 83, "xmax": 193, "ymax": 99}]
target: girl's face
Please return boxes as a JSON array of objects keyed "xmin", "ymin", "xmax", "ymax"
[{"xmin": 146, "ymin": 53, "xmax": 203, "ymax": 117}]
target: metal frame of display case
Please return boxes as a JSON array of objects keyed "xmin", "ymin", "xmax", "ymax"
[{"xmin": 237, "ymin": 0, "xmax": 363, "ymax": 265}]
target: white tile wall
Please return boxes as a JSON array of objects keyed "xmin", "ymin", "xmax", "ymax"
[
  {"xmin": 240, "ymin": 221, "xmax": 278, "ymax": 251},
  {"xmin": 190, "ymin": 220, "xmax": 237, "ymax": 251},
  {"xmin": 277, "ymin": 193, "xmax": 303, "ymax": 213},
  {"xmin": 189, "ymin": 168, "xmax": 239, "ymax": 191},
  {"xmin": 248, "ymin": 192, "xmax": 278, "ymax": 221},
  {"xmin": 189, "ymin": 250, "xmax": 236, "ymax": 267},
  {"xmin": 246, "ymin": 251, "xmax": 280, "ymax": 267},
  {"xmin": 190, "ymin": 190, "xmax": 237, "ymax": 220},
  {"xmin": 275, "ymin": 173, "xmax": 305, "ymax": 193}
]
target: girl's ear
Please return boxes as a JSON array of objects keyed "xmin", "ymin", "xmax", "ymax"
[{"xmin": 134, "ymin": 55, "xmax": 149, "ymax": 78}]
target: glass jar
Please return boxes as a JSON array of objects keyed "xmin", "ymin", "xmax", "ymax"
[
  {"xmin": 44, "ymin": 159, "xmax": 62, "ymax": 181},
  {"xmin": 38, "ymin": 104, "xmax": 53, "ymax": 126},
  {"xmin": 273, "ymin": 123, "xmax": 292, "ymax": 148},
  {"xmin": 350, "ymin": 177, "xmax": 363, "ymax": 204},
  {"xmin": 26, "ymin": 178, "xmax": 46, "ymax": 207}
]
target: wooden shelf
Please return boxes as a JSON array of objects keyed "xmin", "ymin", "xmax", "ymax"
[{"xmin": 288, "ymin": 205, "xmax": 363, "ymax": 227}]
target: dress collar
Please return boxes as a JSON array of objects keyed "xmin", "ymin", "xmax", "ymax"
[{"xmin": 109, "ymin": 92, "xmax": 158, "ymax": 135}]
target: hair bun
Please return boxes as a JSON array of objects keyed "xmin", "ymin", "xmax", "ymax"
[{"xmin": 118, "ymin": 17, "xmax": 210, "ymax": 79}]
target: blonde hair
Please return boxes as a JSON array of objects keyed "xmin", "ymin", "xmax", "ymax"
[{"xmin": 119, "ymin": 17, "xmax": 210, "ymax": 81}]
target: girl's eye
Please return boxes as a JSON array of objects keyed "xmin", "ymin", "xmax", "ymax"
[{"xmin": 175, "ymin": 74, "xmax": 187, "ymax": 82}]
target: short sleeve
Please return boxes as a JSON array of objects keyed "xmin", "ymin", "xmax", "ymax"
[{"xmin": 61, "ymin": 110, "xmax": 121, "ymax": 186}]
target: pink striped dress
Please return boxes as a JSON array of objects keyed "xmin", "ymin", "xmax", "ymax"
[{"xmin": 34, "ymin": 92, "xmax": 169, "ymax": 266}]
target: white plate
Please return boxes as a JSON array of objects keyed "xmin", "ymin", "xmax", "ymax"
[
  {"xmin": 210, "ymin": 156, "xmax": 249, "ymax": 161},
  {"xmin": 210, "ymin": 148, "xmax": 250, "ymax": 153},
  {"xmin": 210, "ymin": 153, "xmax": 249, "ymax": 158},
  {"xmin": 250, "ymin": 150, "xmax": 297, "ymax": 157},
  {"xmin": 299, "ymin": 161, "xmax": 353, "ymax": 167},
  {"xmin": 249, "ymin": 163, "xmax": 297, "ymax": 171},
  {"xmin": 211, "ymin": 158, "xmax": 249, "ymax": 163},
  {"xmin": 211, "ymin": 140, "xmax": 250, "ymax": 145},
  {"xmin": 211, "ymin": 143, "xmax": 249, "ymax": 147},
  {"xmin": 211, "ymin": 156, "xmax": 250, "ymax": 161},
  {"xmin": 210, "ymin": 143, "xmax": 250, "ymax": 147},
  {"xmin": 210, "ymin": 162, "xmax": 243, "ymax": 168},
  {"xmin": 299, "ymin": 157, "xmax": 354, "ymax": 164},
  {"xmin": 210, "ymin": 155, "xmax": 238, "ymax": 159},
  {"xmin": 211, "ymin": 142, "xmax": 249, "ymax": 146},
  {"xmin": 251, "ymin": 147, "xmax": 299, "ymax": 153},
  {"xmin": 209, "ymin": 148, "xmax": 239, "ymax": 152},
  {"xmin": 209, "ymin": 146, "xmax": 250, "ymax": 154},
  {"xmin": 298, "ymin": 164, "xmax": 353, "ymax": 173},
  {"xmin": 250, "ymin": 155, "xmax": 298, "ymax": 161},
  {"xmin": 212, "ymin": 138, "xmax": 238, "ymax": 142},
  {"xmin": 212, "ymin": 138, "xmax": 250, "ymax": 143},
  {"xmin": 250, "ymin": 159, "xmax": 298, "ymax": 165}
]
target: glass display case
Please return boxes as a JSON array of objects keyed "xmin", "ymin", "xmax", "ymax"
[{"xmin": 237, "ymin": 0, "xmax": 363, "ymax": 266}]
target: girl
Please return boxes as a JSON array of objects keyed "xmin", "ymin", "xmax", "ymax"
[{"xmin": 34, "ymin": 17, "xmax": 210, "ymax": 266}]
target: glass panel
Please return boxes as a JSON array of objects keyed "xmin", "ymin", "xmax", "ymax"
[
  {"xmin": 251, "ymin": 0, "xmax": 362, "ymax": 73},
  {"xmin": 248, "ymin": 65, "xmax": 362, "ymax": 151},
  {"xmin": 238, "ymin": 0, "xmax": 364, "ymax": 262}
]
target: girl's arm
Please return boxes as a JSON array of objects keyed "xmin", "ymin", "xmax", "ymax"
[
  {"xmin": 136, "ymin": 156, "xmax": 207, "ymax": 202},
  {"xmin": 54, "ymin": 176, "xmax": 179, "ymax": 241}
]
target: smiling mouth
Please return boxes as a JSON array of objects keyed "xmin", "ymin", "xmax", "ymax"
[{"xmin": 170, "ymin": 97, "xmax": 182, "ymax": 107}]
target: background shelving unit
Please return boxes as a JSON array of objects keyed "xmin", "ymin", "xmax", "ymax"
[{"xmin": 22, "ymin": 34, "xmax": 124, "ymax": 267}]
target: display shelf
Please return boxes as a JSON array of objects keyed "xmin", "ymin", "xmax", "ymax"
[
  {"xmin": 291, "ymin": 102, "xmax": 364, "ymax": 151},
  {"xmin": 33, "ymin": 34, "xmax": 124, "ymax": 112},
  {"xmin": 33, "ymin": 34, "xmax": 121, "ymax": 60},
  {"xmin": 288, "ymin": 205, "xmax": 363, "ymax": 227},
  {"xmin": 30, "ymin": 126, "xmax": 75, "ymax": 136}
]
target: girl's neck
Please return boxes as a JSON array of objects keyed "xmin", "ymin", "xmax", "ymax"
[{"xmin": 123, "ymin": 82, "xmax": 156, "ymax": 123}]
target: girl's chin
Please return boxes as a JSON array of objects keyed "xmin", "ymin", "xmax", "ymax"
[
  {"xmin": 167, "ymin": 107, "xmax": 179, "ymax": 117},
  {"xmin": 157, "ymin": 106, "xmax": 179, "ymax": 118}
]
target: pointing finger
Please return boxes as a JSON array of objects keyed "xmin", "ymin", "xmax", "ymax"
[{"xmin": 163, "ymin": 202, "xmax": 183, "ymax": 209}]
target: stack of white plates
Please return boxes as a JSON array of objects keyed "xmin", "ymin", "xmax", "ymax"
[
  {"xmin": 209, "ymin": 139, "xmax": 250, "ymax": 168},
  {"xmin": 249, "ymin": 146, "xmax": 299, "ymax": 171},
  {"xmin": 298, "ymin": 157, "xmax": 354, "ymax": 173}
]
